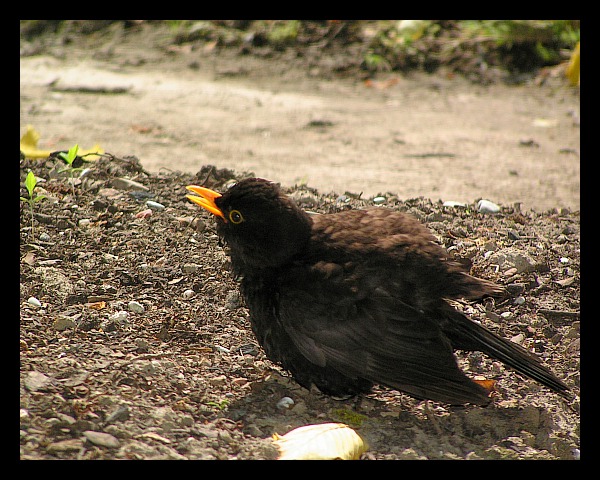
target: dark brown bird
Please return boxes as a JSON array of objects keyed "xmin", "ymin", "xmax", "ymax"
[{"xmin": 186, "ymin": 178, "xmax": 569, "ymax": 405}]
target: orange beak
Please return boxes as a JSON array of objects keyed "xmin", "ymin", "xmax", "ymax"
[{"xmin": 185, "ymin": 185, "xmax": 225, "ymax": 220}]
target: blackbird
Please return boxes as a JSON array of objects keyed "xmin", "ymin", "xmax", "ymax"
[{"xmin": 186, "ymin": 178, "xmax": 569, "ymax": 405}]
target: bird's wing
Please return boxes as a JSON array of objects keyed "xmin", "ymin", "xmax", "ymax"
[{"xmin": 276, "ymin": 262, "xmax": 491, "ymax": 404}]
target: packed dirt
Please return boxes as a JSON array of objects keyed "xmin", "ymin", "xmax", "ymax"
[
  {"xmin": 20, "ymin": 22, "xmax": 580, "ymax": 461},
  {"xmin": 20, "ymin": 21, "xmax": 579, "ymax": 212}
]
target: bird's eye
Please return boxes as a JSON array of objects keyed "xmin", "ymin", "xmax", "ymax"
[{"xmin": 229, "ymin": 209, "xmax": 244, "ymax": 224}]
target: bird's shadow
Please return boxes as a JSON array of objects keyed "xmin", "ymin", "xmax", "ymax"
[{"xmin": 217, "ymin": 371, "xmax": 571, "ymax": 459}]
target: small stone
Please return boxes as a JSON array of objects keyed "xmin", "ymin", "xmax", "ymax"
[
  {"xmin": 146, "ymin": 200, "xmax": 165, "ymax": 210},
  {"xmin": 477, "ymin": 199, "xmax": 500, "ymax": 213},
  {"xmin": 443, "ymin": 200, "xmax": 467, "ymax": 207},
  {"xmin": 108, "ymin": 310, "xmax": 129, "ymax": 323},
  {"xmin": 111, "ymin": 177, "xmax": 149, "ymax": 191},
  {"xmin": 513, "ymin": 296, "xmax": 526, "ymax": 305},
  {"xmin": 78, "ymin": 219, "xmax": 91, "ymax": 228},
  {"xmin": 209, "ymin": 375, "xmax": 228, "ymax": 386},
  {"xmin": 105, "ymin": 406, "xmax": 131, "ymax": 424},
  {"xmin": 503, "ymin": 267, "xmax": 518, "ymax": 277},
  {"xmin": 47, "ymin": 438, "xmax": 84, "ymax": 454},
  {"xmin": 182, "ymin": 263, "xmax": 200, "ymax": 274},
  {"xmin": 24, "ymin": 371, "xmax": 52, "ymax": 392},
  {"xmin": 83, "ymin": 430, "xmax": 120, "ymax": 448},
  {"xmin": 225, "ymin": 291, "xmax": 242, "ymax": 309},
  {"xmin": 276, "ymin": 396, "xmax": 295, "ymax": 410},
  {"xmin": 183, "ymin": 289, "xmax": 195, "ymax": 299},
  {"xmin": 128, "ymin": 301, "xmax": 145, "ymax": 313},
  {"xmin": 27, "ymin": 296, "xmax": 42, "ymax": 308},
  {"xmin": 507, "ymin": 229, "xmax": 520, "ymax": 240},
  {"xmin": 373, "ymin": 196, "xmax": 386, "ymax": 204},
  {"xmin": 39, "ymin": 232, "xmax": 51, "ymax": 242},
  {"xmin": 53, "ymin": 316, "xmax": 76, "ymax": 331}
]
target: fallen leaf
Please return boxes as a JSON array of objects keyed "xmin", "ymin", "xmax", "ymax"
[
  {"xmin": 20, "ymin": 125, "xmax": 104, "ymax": 160},
  {"xmin": 473, "ymin": 378, "xmax": 497, "ymax": 394},
  {"xmin": 566, "ymin": 42, "xmax": 580, "ymax": 86},
  {"xmin": 364, "ymin": 78, "xmax": 400, "ymax": 89},
  {"xmin": 86, "ymin": 301, "xmax": 106, "ymax": 310}
]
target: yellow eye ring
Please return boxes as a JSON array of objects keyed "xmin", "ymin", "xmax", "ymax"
[{"xmin": 229, "ymin": 209, "xmax": 244, "ymax": 224}]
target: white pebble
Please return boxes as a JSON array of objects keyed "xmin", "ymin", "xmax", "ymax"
[
  {"xmin": 276, "ymin": 396, "xmax": 295, "ymax": 410},
  {"xmin": 513, "ymin": 296, "xmax": 526, "ymax": 305},
  {"xmin": 477, "ymin": 199, "xmax": 500, "ymax": 214},
  {"xmin": 443, "ymin": 200, "xmax": 467, "ymax": 207},
  {"xmin": 183, "ymin": 289, "xmax": 195, "ymax": 299},
  {"xmin": 560, "ymin": 257, "xmax": 570, "ymax": 264},
  {"xmin": 78, "ymin": 218, "xmax": 91, "ymax": 227},
  {"xmin": 373, "ymin": 196, "xmax": 386, "ymax": 204},
  {"xmin": 27, "ymin": 297, "xmax": 42, "ymax": 308},
  {"xmin": 146, "ymin": 200, "xmax": 165, "ymax": 210}
]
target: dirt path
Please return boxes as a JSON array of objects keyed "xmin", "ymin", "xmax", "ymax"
[{"xmin": 20, "ymin": 28, "xmax": 579, "ymax": 212}]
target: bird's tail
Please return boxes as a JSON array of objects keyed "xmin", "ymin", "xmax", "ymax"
[{"xmin": 442, "ymin": 307, "xmax": 570, "ymax": 395}]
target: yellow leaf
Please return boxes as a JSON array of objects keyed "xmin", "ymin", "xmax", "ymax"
[
  {"xmin": 272, "ymin": 423, "xmax": 368, "ymax": 460},
  {"xmin": 77, "ymin": 145, "xmax": 104, "ymax": 161},
  {"xmin": 20, "ymin": 125, "xmax": 104, "ymax": 160},
  {"xmin": 566, "ymin": 42, "xmax": 580, "ymax": 87},
  {"xmin": 20, "ymin": 125, "xmax": 51, "ymax": 159}
]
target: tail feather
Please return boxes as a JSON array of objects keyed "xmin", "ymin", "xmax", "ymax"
[{"xmin": 442, "ymin": 308, "xmax": 570, "ymax": 395}]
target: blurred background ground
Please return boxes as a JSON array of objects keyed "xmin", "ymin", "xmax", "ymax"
[{"xmin": 20, "ymin": 20, "xmax": 580, "ymax": 212}]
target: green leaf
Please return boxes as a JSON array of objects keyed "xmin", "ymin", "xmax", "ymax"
[
  {"xmin": 59, "ymin": 144, "xmax": 80, "ymax": 165},
  {"xmin": 25, "ymin": 170, "xmax": 37, "ymax": 196}
]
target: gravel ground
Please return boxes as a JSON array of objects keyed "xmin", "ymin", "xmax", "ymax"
[{"xmin": 20, "ymin": 157, "xmax": 580, "ymax": 460}]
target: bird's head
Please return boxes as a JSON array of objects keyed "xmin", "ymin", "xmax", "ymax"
[{"xmin": 186, "ymin": 178, "xmax": 313, "ymax": 270}]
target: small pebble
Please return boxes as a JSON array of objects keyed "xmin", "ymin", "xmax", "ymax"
[
  {"xmin": 27, "ymin": 297, "xmax": 42, "ymax": 308},
  {"xmin": 511, "ymin": 333, "xmax": 525, "ymax": 344},
  {"xmin": 78, "ymin": 218, "xmax": 91, "ymax": 228},
  {"xmin": 146, "ymin": 200, "xmax": 165, "ymax": 211},
  {"xmin": 128, "ymin": 301, "xmax": 145, "ymax": 313},
  {"xmin": 276, "ymin": 396, "xmax": 295, "ymax": 410},
  {"xmin": 108, "ymin": 310, "xmax": 129, "ymax": 323},
  {"xmin": 183, "ymin": 289, "xmax": 195, "ymax": 299},
  {"xmin": 442, "ymin": 200, "xmax": 467, "ymax": 207},
  {"xmin": 182, "ymin": 263, "xmax": 200, "ymax": 274},
  {"xmin": 39, "ymin": 232, "xmax": 51, "ymax": 242},
  {"xmin": 53, "ymin": 317, "xmax": 76, "ymax": 331},
  {"xmin": 513, "ymin": 296, "xmax": 526, "ymax": 305},
  {"xmin": 477, "ymin": 199, "xmax": 500, "ymax": 214},
  {"xmin": 83, "ymin": 430, "xmax": 120, "ymax": 449},
  {"xmin": 373, "ymin": 196, "xmax": 386, "ymax": 204}
]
